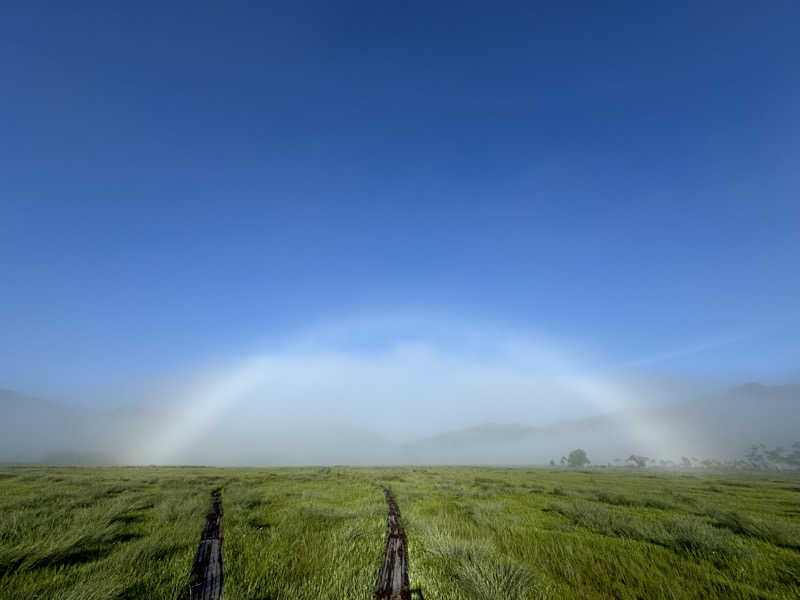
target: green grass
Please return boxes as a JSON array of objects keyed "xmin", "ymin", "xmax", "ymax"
[{"xmin": 0, "ymin": 466, "xmax": 798, "ymax": 599}]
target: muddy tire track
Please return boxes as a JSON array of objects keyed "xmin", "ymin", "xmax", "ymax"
[
  {"xmin": 186, "ymin": 489, "xmax": 224, "ymax": 600},
  {"xmin": 374, "ymin": 487, "xmax": 410, "ymax": 600}
]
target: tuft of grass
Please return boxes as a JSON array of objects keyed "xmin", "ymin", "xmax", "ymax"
[
  {"xmin": 705, "ymin": 508, "xmax": 800, "ymax": 550},
  {"xmin": 595, "ymin": 492, "xmax": 637, "ymax": 506},
  {"xmin": 547, "ymin": 501, "xmax": 661, "ymax": 541},
  {"xmin": 641, "ymin": 497, "xmax": 676, "ymax": 510},
  {"xmin": 422, "ymin": 525, "xmax": 493, "ymax": 561},
  {"xmin": 547, "ymin": 501, "xmax": 743, "ymax": 564},
  {"xmin": 454, "ymin": 556, "xmax": 540, "ymax": 600},
  {"xmin": 595, "ymin": 491, "xmax": 677, "ymax": 510},
  {"xmin": 662, "ymin": 518, "xmax": 742, "ymax": 564}
]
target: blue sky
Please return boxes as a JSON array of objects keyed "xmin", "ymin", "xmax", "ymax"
[{"xmin": 2, "ymin": 2, "xmax": 799, "ymax": 401}]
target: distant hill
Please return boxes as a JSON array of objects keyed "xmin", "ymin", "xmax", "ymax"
[
  {"xmin": 0, "ymin": 388, "xmax": 153, "ymax": 464},
  {"xmin": 411, "ymin": 423, "xmax": 536, "ymax": 449},
  {"xmin": 401, "ymin": 383, "xmax": 800, "ymax": 464},
  {"xmin": 0, "ymin": 388, "xmax": 87, "ymax": 462},
  {"xmin": 0, "ymin": 387, "xmax": 393, "ymax": 465},
  {"xmin": 0, "ymin": 383, "xmax": 797, "ymax": 465}
]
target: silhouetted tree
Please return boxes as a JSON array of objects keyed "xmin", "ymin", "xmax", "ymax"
[
  {"xmin": 765, "ymin": 446, "xmax": 786, "ymax": 467},
  {"xmin": 567, "ymin": 448, "xmax": 590, "ymax": 468},
  {"xmin": 745, "ymin": 444, "xmax": 768, "ymax": 469},
  {"xmin": 741, "ymin": 442, "xmax": 800, "ymax": 470},
  {"xmin": 626, "ymin": 454, "xmax": 649, "ymax": 468},
  {"xmin": 788, "ymin": 442, "xmax": 800, "ymax": 467}
]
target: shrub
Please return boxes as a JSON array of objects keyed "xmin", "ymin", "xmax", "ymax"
[
  {"xmin": 454, "ymin": 555, "xmax": 538, "ymax": 600},
  {"xmin": 706, "ymin": 508, "xmax": 800, "ymax": 550},
  {"xmin": 548, "ymin": 502, "xmax": 744, "ymax": 563},
  {"xmin": 663, "ymin": 518, "xmax": 741, "ymax": 564},
  {"xmin": 596, "ymin": 492, "xmax": 636, "ymax": 506},
  {"xmin": 641, "ymin": 497, "xmax": 677, "ymax": 510}
]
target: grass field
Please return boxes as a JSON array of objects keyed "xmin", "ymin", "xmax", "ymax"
[{"xmin": 0, "ymin": 466, "xmax": 798, "ymax": 599}]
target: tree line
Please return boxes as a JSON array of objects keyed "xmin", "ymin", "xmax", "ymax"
[{"xmin": 550, "ymin": 442, "xmax": 800, "ymax": 470}]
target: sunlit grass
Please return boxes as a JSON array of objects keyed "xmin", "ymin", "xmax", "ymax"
[{"xmin": 0, "ymin": 466, "xmax": 798, "ymax": 599}]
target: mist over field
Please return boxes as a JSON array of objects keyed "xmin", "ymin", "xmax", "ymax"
[{"xmin": 2, "ymin": 316, "xmax": 797, "ymax": 467}]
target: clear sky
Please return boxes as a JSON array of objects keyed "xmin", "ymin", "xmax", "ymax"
[{"xmin": 2, "ymin": 1, "xmax": 799, "ymax": 401}]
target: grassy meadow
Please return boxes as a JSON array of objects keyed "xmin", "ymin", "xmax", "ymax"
[{"xmin": 0, "ymin": 465, "xmax": 798, "ymax": 599}]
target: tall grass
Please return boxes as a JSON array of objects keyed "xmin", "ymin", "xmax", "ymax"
[{"xmin": 0, "ymin": 466, "xmax": 798, "ymax": 599}]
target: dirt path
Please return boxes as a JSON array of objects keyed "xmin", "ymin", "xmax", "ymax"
[
  {"xmin": 187, "ymin": 489, "xmax": 224, "ymax": 600},
  {"xmin": 374, "ymin": 487, "xmax": 411, "ymax": 600}
]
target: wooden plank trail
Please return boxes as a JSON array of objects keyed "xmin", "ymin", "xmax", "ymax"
[
  {"xmin": 186, "ymin": 488, "xmax": 224, "ymax": 600},
  {"xmin": 374, "ymin": 487, "xmax": 411, "ymax": 600}
]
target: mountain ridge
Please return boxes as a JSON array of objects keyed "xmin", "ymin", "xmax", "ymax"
[{"xmin": 1, "ymin": 383, "xmax": 798, "ymax": 465}]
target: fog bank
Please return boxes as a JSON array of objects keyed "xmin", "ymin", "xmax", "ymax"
[{"xmin": 2, "ymin": 318, "xmax": 797, "ymax": 466}]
